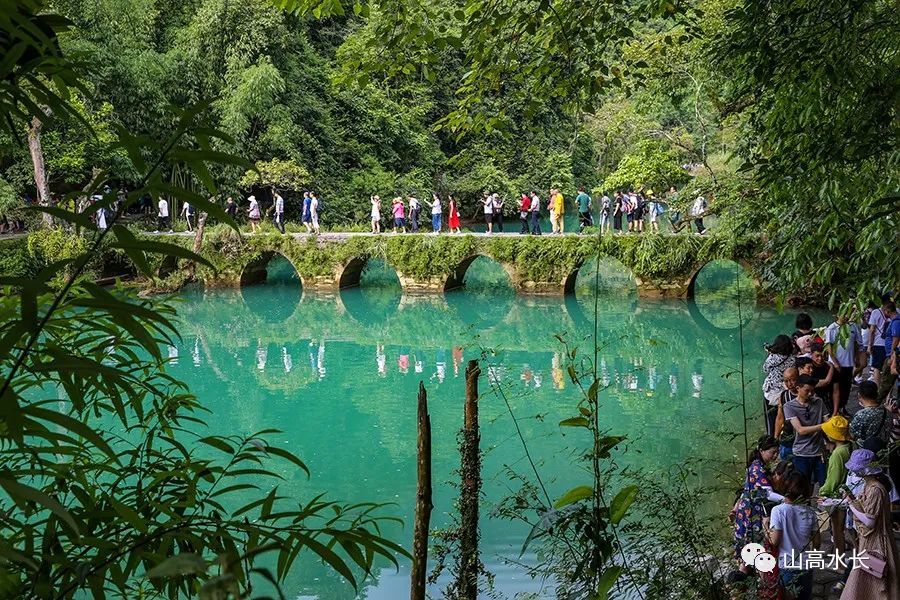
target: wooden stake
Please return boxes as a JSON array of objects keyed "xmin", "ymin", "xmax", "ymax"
[
  {"xmin": 458, "ymin": 360, "xmax": 481, "ymax": 600},
  {"xmin": 410, "ymin": 382, "xmax": 432, "ymax": 600}
]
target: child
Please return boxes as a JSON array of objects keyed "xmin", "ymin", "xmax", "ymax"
[
  {"xmin": 767, "ymin": 470, "xmax": 819, "ymax": 600},
  {"xmin": 818, "ymin": 415, "xmax": 851, "ymax": 555}
]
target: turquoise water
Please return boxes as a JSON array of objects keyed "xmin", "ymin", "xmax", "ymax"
[{"xmin": 166, "ymin": 256, "xmax": 819, "ymax": 599}]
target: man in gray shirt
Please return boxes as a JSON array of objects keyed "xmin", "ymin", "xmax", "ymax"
[{"xmin": 782, "ymin": 375, "xmax": 828, "ymax": 485}]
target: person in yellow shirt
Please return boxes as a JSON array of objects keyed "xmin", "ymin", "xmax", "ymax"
[{"xmin": 552, "ymin": 188, "xmax": 565, "ymax": 234}]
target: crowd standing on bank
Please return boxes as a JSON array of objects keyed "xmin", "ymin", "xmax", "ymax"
[{"xmin": 732, "ymin": 300, "xmax": 900, "ymax": 600}]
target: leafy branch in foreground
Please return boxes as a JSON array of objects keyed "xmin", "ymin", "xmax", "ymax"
[{"xmin": 0, "ymin": 2, "xmax": 406, "ymax": 596}]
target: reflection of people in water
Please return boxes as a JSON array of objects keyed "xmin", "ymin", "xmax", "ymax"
[
  {"xmin": 669, "ymin": 361, "xmax": 679, "ymax": 396},
  {"xmin": 648, "ymin": 365, "xmax": 658, "ymax": 394},
  {"xmin": 551, "ymin": 352, "xmax": 565, "ymax": 390},
  {"xmin": 521, "ymin": 364, "xmax": 533, "ymax": 387},
  {"xmin": 376, "ymin": 344, "xmax": 386, "ymax": 377},
  {"xmin": 398, "ymin": 348, "xmax": 410, "ymax": 374},
  {"xmin": 533, "ymin": 370, "xmax": 543, "ymax": 388},
  {"xmin": 167, "ymin": 344, "xmax": 179, "ymax": 365},
  {"xmin": 452, "ymin": 346, "xmax": 463, "ymax": 377},
  {"xmin": 600, "ymin": 357, "xmax": 610, "ymax": 388},
  {"xmin": 413, "ymin": 350, "xmax": 423, "ymax": 374},
  {"xmin": 282, "ymin": 346, "xmax": 293, "ymax": 373},
  {"xmin": 317, "ymin": 341, "xmax": 326, "ymax": 379},
  {"xmin": 256, "ymin": 340, "xmax": 267, "ymax": 371},
  {"xmin": 192, "ymin": 337, "xmax": 200, "ymax": 367},
  {"xmin": 433, "ymin": 348, "xmax": 446, "ymax": 383},
  {"xmin": 691, "ymin": 359, "xmax": 704, "ymax": 398}
]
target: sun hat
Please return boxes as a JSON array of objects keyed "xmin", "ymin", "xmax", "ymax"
[
  {"xmin": 845, "ymin": 449, "xmax": 882, "ymax": 476},
  {"xmin": 821, "ymin": 415, "xmax": 850, "ymax": 442}
]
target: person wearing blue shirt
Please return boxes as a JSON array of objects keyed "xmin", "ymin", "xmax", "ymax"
[{"xmin": 877, "ymin": 301, "xmax": 899, "ymax": 401}]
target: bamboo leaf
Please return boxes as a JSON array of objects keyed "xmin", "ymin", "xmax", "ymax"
[
  {"xmin": 554, "ymin": 485, "xmax": 593, "ymax": 508},
  {"xmin": 609, "ymin": 485, "xmax": 638, "ymax": 524}
]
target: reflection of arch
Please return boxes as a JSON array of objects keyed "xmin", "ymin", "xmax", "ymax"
[
  {"xmin": 445, "ymin": 254, "xmax": 515, "ymax": 292},
  {"xmin": 240, "ymin": 251, "xmax": 303, "ymax": 288},
  {"xmin": 686, "ymin": 259, "xmax": 757, "ymax": 301},
  {"xmin": 563, "ymin": 255, "xmax": 638, "ymax": 296},
  {"xmin": 563, "ymin": 289, "xmax": 640, "ymax": 328},
  {"xmin": 686, "ymin": 259, "xmax": 757, "ymax": 332}
]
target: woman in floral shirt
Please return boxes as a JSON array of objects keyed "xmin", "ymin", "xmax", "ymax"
[
  {"xmin": 762, "ymin": 335, "xmax": 796, "ymax": 435},
  {"xmin": 732, "ymin": 436, "xmax": 781, "ymax": 572}
]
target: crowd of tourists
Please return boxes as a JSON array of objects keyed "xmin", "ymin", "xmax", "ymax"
[
  {"xmin": 140, "ymin": 186, "xmax": 711, "ymax": 236},
  {"xmin": 731, "ymin": 299, "xmax": 900, "ymax": 599}
]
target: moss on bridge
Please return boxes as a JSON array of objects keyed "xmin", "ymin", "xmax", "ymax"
[
  {"xmin": 0, "ymin": 227, "xmax": 763, "ymax": 297},
  {"xmin": 160, "ymin": 226, "xmax": 762, "ymax": 296}
]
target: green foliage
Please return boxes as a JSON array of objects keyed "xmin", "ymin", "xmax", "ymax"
[
  {"xmin": 240, "ymin": 157, "xmax": 310, "ymax": 192},
  {"xmin": 0, "ymin": 4, "xmax": 405, "ymax": 596},
  {"xmin": 712, "ymin": 0, "xmax": 900, "ymax": 303},
  {"xmin": 601, "ymin": 139, "xmax": 689, "ymax": 193}
]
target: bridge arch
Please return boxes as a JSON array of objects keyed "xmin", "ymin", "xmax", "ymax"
[
  {"xmin": 444, "ymin": 254, "xmax": 516, "ymax": 292},
  {"xmin": 240, "ymin": 251, "xmax": 305, "ymax": 289},
  {"xmin": 563, "ymin": 255, "xmax": 638, "ymax": 296},
  {"xmin": 338, "ymin": 256, "xmax": 401, "ymax": 290}
]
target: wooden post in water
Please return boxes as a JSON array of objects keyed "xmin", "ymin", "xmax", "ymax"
[
  {"xmin": 410, "ymin": 382, "xmax": 432, "ymax": 600},
  {"xmin": 458, "ymin": 360, "xmax": 481, "ymax": 600}
]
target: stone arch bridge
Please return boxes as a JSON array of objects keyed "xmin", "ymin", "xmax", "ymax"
[{"xmin": 163, "ymin": 232, "xmax": 763, "ymax": 299}]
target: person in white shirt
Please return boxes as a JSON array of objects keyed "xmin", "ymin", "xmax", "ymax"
[
  {"xmin": 867, "ymin": 297, "xmax": 891, "ymax": 385},
  {"xmin": 481, "ymin": 192, "xmax": 493, "ymax": 233},
  {"xmin": 180, "ymin": 201, "xmax": 194, "ymax": 232},
  {"xmin": 529, "ymin": 191, "xmax": 541, "ymax": 235},
  {"xmin": 825, "ymin": 315, "xmax": 862, "ymax": 415},
  {"xmin": 370, "ymin": 195, "xmax": 381, "ymax": 233},
  {"xmin": 691, "ymin": 194, "xmax": 707, "ymax": 234},
  {"xmin": 309, "ymin": 193, "xmax": 320, "ymax": 234},
  {"xmin": 430, "ymin": 193, "xmax": 442, "ymax": 233},
  {"xmin": 408, "ymin": 196, "xmax": 421, "ymax": 233},
  {"xmin": 272, "ymin": 192, "xmax": 285, "ymax": 234},
  {"xmin": 156, "ymin": 198, "xmax": 171, "ymax": 233}
]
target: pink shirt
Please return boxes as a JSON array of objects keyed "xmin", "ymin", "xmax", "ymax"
[{"xmin": 392, "ymin": 203, "xmax": 405, "ymax": 218}]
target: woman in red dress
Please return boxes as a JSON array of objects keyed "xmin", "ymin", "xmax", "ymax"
[{"xmin": 448, "ymin": 194, "xmax": 461, "ymax": 233}]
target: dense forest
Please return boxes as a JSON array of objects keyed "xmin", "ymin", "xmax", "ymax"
[{"xmin": 2, "ymin": 0, "xmax": 894, "ymax": 299}]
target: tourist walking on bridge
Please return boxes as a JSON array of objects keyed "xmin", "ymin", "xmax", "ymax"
[
  {"xmin": 391, "ymin": 197, "xmax": 406, "ymax": 233},
  {"xmin": 370, "ymin": 195, "xmax": 381, "ymax": 233},
  {"xmin": 575, "ymin": 186, "xmax": 592, "ymax": 233},
  {"xmin": 613, "ymin": 191, "xmax": 623, "ymax": 234},
  {"xmin": 429, "ymin": 193, "xmax": 442, "ymax": 233},
  {"xmin": 599, "ymin": 193, "xmax": 611, "ymax": 233},
  {"xmin": 180, "ymin": 201, "xmax": 194, "ymax": 232},
  {"xmin": 448, "ymin": 194, "xmax": 461, "ymax": 233},
  {"xmin": 156, "ymin": 197, "xmax": 171, "ymax": 233},
  {"xmin": 552, "ymin": 188, "xmax": 565, "ymax": 233},
  {"xmin": 519, "ymin": 193, "xmax": 530, "ymax": 234},
  {"xmin": 692, "ymin": 192, "xmax": 707, "ymax": 234},
  {"xmin": 309, "ymin": 192, "xmax": 321, "ymax": 234},
  {"xmin": 301, "ymin": 192, "xmax": 313, "ymax": 233},
  {"xmin": 492, "ymin": 193, "xmax": 504, "ymax": 232},
  {"xmin": 247, "ymin": 195, "xmax": 261, "ymax": 233},
  {"xmin": 408, "ymin": 195, "xmax": 421, "ymax": 232},
  {"xmin": 529, "ymin": 191, "xmax": 541, "ymax": 235},
  {"xmin": 272, "ymin": 191, "xmax": 285, "ymax": 234},
  {"xmin": 481, "ymin": 192, "xmax": 494, "ymax": 233}
]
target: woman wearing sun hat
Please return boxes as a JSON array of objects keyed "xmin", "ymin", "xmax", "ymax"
[
  {"xmin": 820, "ymin": 415, "xmax": 852, "ymax": 556},
  {"xmin": 840, "ymin": 448, "xmax": 900, "ymax": 600}
]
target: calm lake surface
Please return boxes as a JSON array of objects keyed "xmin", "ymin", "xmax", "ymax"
[{"xmin": 166, "ymin": 256, "xmax": 824, "ymax": 599}]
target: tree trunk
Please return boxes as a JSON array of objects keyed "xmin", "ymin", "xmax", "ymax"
[
  {"xmin": 458, "ymin": 360, "xmax": 481, "ymax": 600},
  {"xmin": 410, "ymin": 381, "xmax": 432, "ymax": 600},
  {"xmin": 27, "ymin": 115, "xmax": 52, "ymax": 227},
  {"xmin": 187, "ymin": 211, "xmax": 208, "ymax": 278}
]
